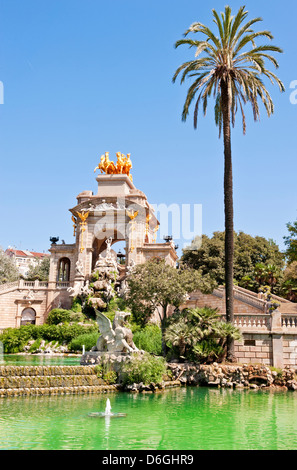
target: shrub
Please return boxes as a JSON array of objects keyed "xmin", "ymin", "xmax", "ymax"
[
  {"xmin": 93, "ymin": 362, "xmax": 117, "ymax": 384},
  {"xmin": 46, "ymin": 309, "xmax": 72, "ymax": 325},
  {"xmin": 68, "ymin": 332, "xmax": 100, "ymax": 352},
  {"xmin": 121, "ymin": 352, "xmax": 167, "ymax": 385},
  {"xmin": 103, "ymin": 370, "xmax": 117, "ymax": 385},
  {"xmin": 0, "ymin": 326, "xmax": 33, "ymax": 353},
  {"xmin": 71, "ymin": 296, "xmax": 83, "ymax": 313},
  {"xmin": 133, "ymin": 324, "xmax": 162, "ymax": 355},
  {"xmin": 0, "ymin": 323, "xmax": 98, "ymax": 353}
]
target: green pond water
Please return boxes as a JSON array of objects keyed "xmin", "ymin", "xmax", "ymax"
[
  {"xmin": 1, "ymin": 354, "xmax": 81, "ymax": 366},
  {"xmin": 1, "ymin": 386, "xmax": 297, "ymax": 450}
]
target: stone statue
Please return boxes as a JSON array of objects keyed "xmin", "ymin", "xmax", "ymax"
[
  {"xmin": 75, "ymin": 259, "xmax": 84, "ymax": 276},
  {"xmin": 94, "ymin": 309, "xmax": 138, "ymax": 354},
  {"xmin": 105, "ymin": 236, "xmax": 112, "ymax": 258}
]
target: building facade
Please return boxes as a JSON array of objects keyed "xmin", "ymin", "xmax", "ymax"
[{"xmin": 5, "ymin": 248, "xmax": 49, "ymax": 277}]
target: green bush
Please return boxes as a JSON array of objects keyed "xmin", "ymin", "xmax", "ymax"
[
  {"xmin": 133, "ymin": 324, "xmax": 162, "ymax": 355},
  {"xmin": 69, "ymin": 332, "xmax": 100, "ymax": 352},
  {"xmin": 0, "ymin": 326, "xmax": 33, "ymax": 353},
  {"xmin": 121, "ymin": 352, "xmax": 167, "ymax": 385},
  {"xmin": 103, "ymin": 370, "xmax": 117, "ymax": 385},
  {"xmin": 28, "ymin": 338, "xmax": 42, "ymax": 353},
  {"xmin": 46, "ymin": 309, "xmax": 72, "ymax": 325},
  {"xmin": 0, "ymin": 323, "xmax": 98, "ymax": 353},
  {"xmin": 71, "ymin": 297, "xmax": 83, "ymax": 313}
]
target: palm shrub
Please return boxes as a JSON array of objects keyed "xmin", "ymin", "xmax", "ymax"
[{"xmin": 165, "ymin": 307, "xmax": 241, "ymax": 363}]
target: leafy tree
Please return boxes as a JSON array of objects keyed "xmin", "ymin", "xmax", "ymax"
[
  {"xmin": 165, "ymin": 307, "xmax": 242, "ymax": 363},
  {"xmin": 26, "ymin": 256, "xmax": 50, "ymax": 281},
  {"xmin": 280, "ymin": 261, "xmax": 297, "ymax": 302},
  {"xmin": 284, "ymin": 220, "xmax": 297, "ymax": 264},
  {"xmin": 0, "ymin": 248, "xmax": 19, "ymax": 284},
  {"xmin": 125, "ymin": 258, "xmax": 216, "ymax": 355},
  {"xmin": 173, "ymin": 5, "xmax": 284, "ymax": 361},
  {"xmin": 182, "ymin": 231, "xmax": 284, "ymax": 293}
]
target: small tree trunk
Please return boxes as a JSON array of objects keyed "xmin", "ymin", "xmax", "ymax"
[
  {"xmin": 221, "ymin": 77, "xmax": 235, "ymax": 362},
  {"xmin": 161, "ymin": 304, "xmax": 168, "ymax": 356}
]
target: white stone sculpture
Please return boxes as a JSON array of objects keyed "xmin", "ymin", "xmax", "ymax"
[{"xmin": 94, "ymin": 310, "xmax": 138, "ymax": 354}]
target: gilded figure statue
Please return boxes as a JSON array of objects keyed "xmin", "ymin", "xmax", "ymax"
[{"xmin": 94, "ymin": 152, "xmax": 133, "ymax": 181}]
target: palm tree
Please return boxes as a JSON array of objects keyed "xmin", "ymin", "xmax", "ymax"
[{"xmin": 173, "ymin": 5, "xmax": 284, "ymax": 361}]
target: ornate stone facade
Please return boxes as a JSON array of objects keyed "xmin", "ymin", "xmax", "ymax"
[{"xmin": 0, "ymin": 165, "xmax": 177, "ymax": 330}]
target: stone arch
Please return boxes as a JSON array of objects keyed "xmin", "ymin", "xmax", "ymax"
[
  {"xmin": 57, "ymin": 257, "xmax": 71, "ymax": 281},
  {"xmin": 91, "ymin": 231, "xmax": 127, "ymax": 271},
  {"xmin": 21, "ymin": 307, "xmax": 36, "ymax": 325}
]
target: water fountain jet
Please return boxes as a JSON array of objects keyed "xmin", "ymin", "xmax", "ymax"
[{"xmin": 88, "ymin": 398, "xmax": 126, "ymax": 418}]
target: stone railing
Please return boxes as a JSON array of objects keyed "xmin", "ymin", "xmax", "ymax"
[
  {"xmin": 55, "ymin": 281, "xmax": 69, "ymax": 289},
  {"xmin": 0, "ymin": 279, "xmax": 70, "ymax": 293},
  {"xmin": 215, "ymin": 285, "xmax": 267, "ymax": 312},
  {"xmin": 233, "ymin": 314, "xmax": 270, "ymax": 331},
  {"xmin": 233, "ymin": 288, "xmax": 267, "ymax": 312},
  {"xmin": 0, "ymin": 281, "xmax": 19, "ymax": 293},
  {"xmin": 231, "ymin": 311, "xmax": 297, "ymax": 333},
  {"xmin": 282, "ymin": 314, "xmax": 297, "ymax": 330},
  {"xmin": 17, "ymin": 280, "xmax": 49, "ymax": 289}
]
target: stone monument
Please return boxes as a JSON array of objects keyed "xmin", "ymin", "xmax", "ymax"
[{"xmin": 80, "ymin": 309, "xmax": 139, "ymax": 365}]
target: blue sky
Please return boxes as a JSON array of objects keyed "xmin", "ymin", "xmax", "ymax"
[{"xmin": 0, "ymin": 0, "xmax": 296, "ymax": 257}]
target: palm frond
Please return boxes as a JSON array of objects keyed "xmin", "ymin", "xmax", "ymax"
[{"xmin": 173, "ymin": 5, "xmax": 284, "ymax": 133}]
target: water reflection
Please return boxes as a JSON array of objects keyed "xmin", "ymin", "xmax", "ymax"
[{"xmin": 1, "ymin": 354, "xmax": 80, "ymax": 366}]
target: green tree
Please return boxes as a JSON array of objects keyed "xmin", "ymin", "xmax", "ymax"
[
  {"xmin": 125, "ymin": 258, "xmax": 216, "ymax": 355},
  {"xmin": 26, "ymin": 256, "xmax": 50, "ymax": 281},
  {"xmin": 280, "ymin": 261, "xmax": 297, "ymax": 302},
  {"xmin": 173, "ymin": 5, "xmax": 284, "ymax": 361},
  {"xmin": 182, "ymin": 231, "xmax": 284, "ymax": 289},
  {"xmin": 0, "ymin": 248, "xmax": 19, "ymax": 284},
  {"xmin": 284, "ymin": 220, "xmax": 297, "ymax": 264},
  {"xmin": 165, "ymin": 307, "xmax": 242, "ymax": 363}
]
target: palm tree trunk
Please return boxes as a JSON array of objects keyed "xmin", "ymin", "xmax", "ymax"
[{"xmin": 221, "ymin": 77, "xmax": 235, "ymax": 362}]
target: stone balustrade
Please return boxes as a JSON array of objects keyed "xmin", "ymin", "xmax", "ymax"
[
  {"xmin": 233, "ymin": 314, "xmax": 270, "ymax": 330},
  {"xmin": 282, "ymin": 315, "xmax": 297, "ymax": 329}
]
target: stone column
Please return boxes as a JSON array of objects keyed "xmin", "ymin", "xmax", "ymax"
[{"xmin": 271, "ymin": 309, "xmax": 284, "ymax": 368}]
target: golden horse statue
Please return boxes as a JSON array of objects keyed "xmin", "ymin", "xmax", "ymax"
[{"xmin": 94, "ymin": 152, "xmax": 133, "ymax": 181}]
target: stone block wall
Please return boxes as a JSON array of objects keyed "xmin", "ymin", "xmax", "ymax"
[
  {"xmin": 234, "ymin": 334, "xmax": 273, "ymax": 365},
  {"xmin": 283, "ymin": 335, "xmax": 297, "ymax": 366}
]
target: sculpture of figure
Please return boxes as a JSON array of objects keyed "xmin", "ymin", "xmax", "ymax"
[
  {"xmin": 94, "ymin": 151, "xmax": 133, "ymax": 180},
  {"xmin": 105, "ymin": 236, "xmax": 113, "ymax": 258},
  {"xmin": 94, "ymin": 154, "xmax": 106, "ymax": 174},
  {"xmin": 81, "ymin": 280, "xmax": 94, "ymax": 296},
  {"xmin": 116, "ymin": 152, "xmax": 125, "ymax": 173},
  {"xmin": 103, "ymin": 152, "xmax": 116, "ymax": 174},
  {"xmin": 94, "ymin": 310, "xmax": 138, "ymax": 353},
  {"xmin": 25, "ymin": 289, "xmax": 34, "ymax": 301},
  {"xmin": 126, "ymin": 259, "xmax": 135, "ymax": 275},
  {"xmin": 123, "ymin": 153, "xmax": 132, "ymax": 181},
  {"xmin": 75, "ymin": 259, "xmax": 84, "ymax": 276}
]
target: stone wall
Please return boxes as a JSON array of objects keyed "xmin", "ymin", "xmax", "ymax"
[
  {"xmin": 167, "ymin": 362, "xmax": 297, "ymax": 391},
  {"xmin": 234, "ymin": 334, "xmax": 273, "ymax": 365},
  {"xmin": 1, "ymin": 362, "xmax": 297, "ymax": 397},
  {"xmin": 0, "ymin": 365, "xmax": 119, "ymax": 397}
]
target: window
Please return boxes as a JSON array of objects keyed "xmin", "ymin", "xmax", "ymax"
[
  {"xmin": 21, "ymin": 308, "xmax": 36, "ymax": 325},
  {"xmin": 57, "ymin": 257, "xmax": 71, "ymax": 281}
]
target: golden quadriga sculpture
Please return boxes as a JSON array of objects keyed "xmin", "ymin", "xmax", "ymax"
[{"xmin": 94, "ymin": 152, "xmax": 133, "ymax": 182}]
